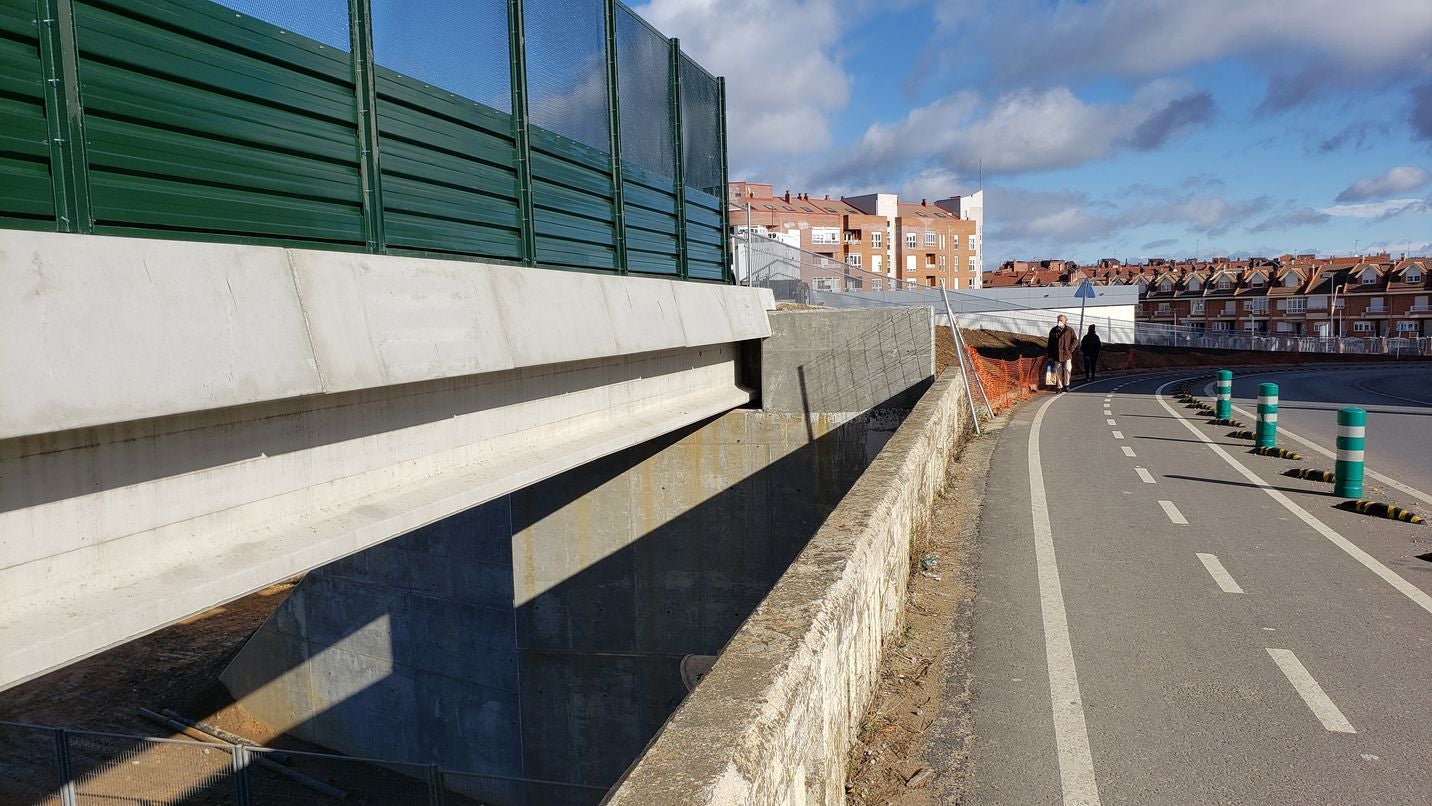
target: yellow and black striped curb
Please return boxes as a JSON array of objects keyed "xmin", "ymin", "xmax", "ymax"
[
  {"xmin": 1339, "ymin": 499, "xmax": 1425, "ymax": 524},
  {"xmin": 1283, "ymin": 468, "xmax": 1335, "ymax": 483},
  {"xmin": 1250, "ymin": 446, "xmax": 1302, "ymax": 460},
  {"xmin": 1229, "ymin": 429, "xmax": 1256, "ymax": 440}
]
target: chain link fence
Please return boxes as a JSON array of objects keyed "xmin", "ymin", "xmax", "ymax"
[{"xmin": 0, "ymin": 720, "xmax": 607, "ymax": 806}]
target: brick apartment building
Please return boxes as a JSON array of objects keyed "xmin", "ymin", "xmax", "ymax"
[
  {"xmin": 727, "ymin": 182, "xmax": 983, "ymax": 290},
  {"xmin": 987, "ymin": 255, "xmax": 1432, "ymax": 338}
]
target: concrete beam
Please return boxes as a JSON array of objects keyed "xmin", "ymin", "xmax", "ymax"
[{"xmin": 0, "ymin": 230, "xmax": 774, "ymax": 440}]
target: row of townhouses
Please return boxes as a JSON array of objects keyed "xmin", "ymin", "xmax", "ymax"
[
  {"xmin": 987, "ymin": 255, "xmax": 1432, "ymax": 338},
  {"xmin": 726, "ymin": 182, "xmax": 985, "ymax": 291}
]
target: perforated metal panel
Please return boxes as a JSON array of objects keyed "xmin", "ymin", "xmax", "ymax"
[{"xmin": 523, "ymin": 0, "xmax": 609, "ymax": 152}]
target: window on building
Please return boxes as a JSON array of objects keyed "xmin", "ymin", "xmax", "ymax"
[
  {"xmin": 1217, "ymin": 276, "xmax": 1231, "ymax": 290},
  {"xmin": 1397, "ymin": 320, "xmax": 1417, "ymax": 332},
  {"xmin": 1361, "ymin": 270, "xmax": 1378, "ymax": 285},
  {"xmin": 966, "ymin": 235, "xmax": 976, "ymax": 251},
  {"xmin": 1286, "ymin": 298, "xmax": 1306, "ymax": 313},
  {"xmin": 904, "ymin": 232, "xmax": 917, "ymax": 248},
  {"xmin": 1249, "ymin": 274, "xmax": 1266, "ymax": 286},
  {"xmin": 1369, "ymin": 296, "xmax": 1386, "ymax": 311},
  {"xmin": 1191, "ymin": 300, "xmax": 1205, "ymax": 314},
  {"xmin": 872, "ymin": 255, "xmax": 883, "ymax": 273},
  {"xmin": 950, "ymin": 277, "xmax": 960, "ymax": 290},
  {"xmin": 813, "ymin": 277, "xmax": 837, "ymax": 291},
  {"xmin": 1283, "ymin": 273, "xmax": 1299, "ymax": 288},
  {"xmin": 1245, "ymin": 299, "xmax": 1268, "ymax": 313},
  {"xmin": 870, "ymin": 278, "xmax": 883, "ymax": 291},
  {"xmin": 1223, "ymin": 301, "xmax": 1236, "ymax": 314},
  {"xmin": 924, "ymin": 231, "xmax": 937, "ymax": 247},
  {"xmin": 937, "ymin": 255, "xmax": 946, "ymax": 267},
  {"xmin": 1187, "ymin": 277, "xmax": 1201, "ymax": 291},
  {"xmin": 968, "ymin": 256, "xmax": 975, "ymax": 270},
  {"xmin": 938, "ymin": 233, "xmax": 946, "ymax": 249},
  {"xmin": 1276, "ymin": 321, "xmax": 1295, "ymax": 333},
  {"xmin": 1353, "ymin": 321, "xmax": 1375, "ymax": 333},
  {"xmin": 871, "ymin": 231, "xmax": 883, "ymax": 248},
  {"xmin": 926, "ymin": 275, "xmax": 937, "ymax": 287},
  {"xmin": 847, "ymin": 254, "xmax": 862, "ymax": 268},
  {"xmin": 1414, "ymin": 295, "xmax": 1429, "ymax": 311},
  {"xmin": 1407, "ymin": 267, "xmax": 1422, "ymax": 283},
  {"xmin": 1159, "ymin": 279, "xmax": 1172, "ymax": 292},
  {"xmin": 810, "ymin": 228, "xmax": 839, "ymax": 244},
  {"xmin": 1308, "ymin": 296, "xmax": 1327, "ymax": 310}
]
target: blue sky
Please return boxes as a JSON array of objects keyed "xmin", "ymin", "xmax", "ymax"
[{"xmin": 634, "ymin": 0, "xmax": 1432, "ymax": 267}]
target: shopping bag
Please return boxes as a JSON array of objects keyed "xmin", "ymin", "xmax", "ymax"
[{"xmin": 1044, "ymin": 361, "xmax": 1056, "ymax": 388}]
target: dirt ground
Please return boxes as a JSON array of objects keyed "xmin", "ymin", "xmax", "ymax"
[{"xmin": 845, "ymin": 414, "xmax": 1001, "ymax": 804}]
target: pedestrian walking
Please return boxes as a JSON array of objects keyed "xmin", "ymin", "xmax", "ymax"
[
  {"xmin": 1046, "ymin": 314, "xmax": 1079, "ymax": 393},
  {"xmin": 1081, "ymin": 324, "xmax": 1102, "ymax": 382}
]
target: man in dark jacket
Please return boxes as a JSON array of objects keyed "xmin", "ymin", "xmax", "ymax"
[
  {"xmin": 1047, "ymin": 315, "xmax": 1079, "ymax": 392},
  {"xmin": 1081, "ymin": 324, "xmax": 1102, "ymax": 382}
]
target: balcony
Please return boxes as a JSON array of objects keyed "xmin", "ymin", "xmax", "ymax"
[
  {"xmin": 1152, "ymin": 308, "xmax": 1176, "ymax": 319},
  {"xmin": 1410, "ymin": 303, "xmax": 1432, "ymax": 315}
]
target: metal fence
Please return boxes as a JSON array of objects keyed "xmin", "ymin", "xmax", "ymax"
[
  {"xmin": 1135, "ymin": 323, "xmax": 1432, "ymax": 357},
  {"xmin": 0, "ymin": 720, "xmax": 607, "ymax": 806},
  {"xmin": 0, "ymin": 0, "xmax": 728, "ymax": 281}
]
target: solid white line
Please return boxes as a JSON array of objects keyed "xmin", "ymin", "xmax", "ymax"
[
  {"xmin": 1111, "ymin": 431, "xmax": 1124, "ymax": 439},
  {"xmin": 1159, "ymin": 380, "xmax": 1432, "ymax": 616},
  {"xmin": 1159, "ymin": 500, "xmax": 1187, "ymax": 524},
  {"xmin": 1106, "ymin": 418, "xmax": 1117, "ymax": 426},
  {"xmin": 1227, "ymin": 401, "xmax": 1432, "ymax": 508},
  {"xmin": 1266, "ymin": 649, "xmax": 1356, "ymax": 733},
  {"xmin": 1354, "ymin": 377, "xmax": 1432, "ymax": 407},
  {"xmin": 1135, "ymin": 467, "xmax": 1156, "ymax": 484},
  {"xmin": 1121, "ymin": 446, "xmax": 1136, "ymax": 457},
  {"xmin": 1195, "ymin": 552, "xmax": 1241, "ymax": 592},
  {"xmin": 1029, "ymin": 395, "xmax": 1102, "ymax": 805}
]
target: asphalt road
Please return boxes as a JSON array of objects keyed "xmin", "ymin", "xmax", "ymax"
[{"xmin": 960, "ymin": 365, "xmax": 1432, "ymax": 805}]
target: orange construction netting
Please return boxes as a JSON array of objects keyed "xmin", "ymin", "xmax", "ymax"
[{"xmin": 965, "ymin": 347, "xmax": 1045, "ymax": 413}]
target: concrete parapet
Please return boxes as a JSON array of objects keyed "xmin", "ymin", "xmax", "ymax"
[{"xmin": 605, "ymin": 371, "xmax": 972, "ymax": 806}]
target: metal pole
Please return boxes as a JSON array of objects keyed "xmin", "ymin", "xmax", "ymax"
[
  {"xmin": 349, "ymin": 0, "xmax": 385, "ymax": 253},
  {"xmin": 54, "ymin": 728, "xmax": 77, "ymax": 806},
  {"xmin": 1256, "ymin": 382, "xmax": 1279, "ymax": 449},
  {"xmin": 669, "ymin": 38, "xmax": 688, "ymax": 279},
  {"xmin": 940, "ymin": 283, "xmax": 983, "ymax": 434},
  {"xmin": 232, "ymin": 744, "xmax": 251, "ymax": 806},
  {"xmin": 1215, "ymin": 370, "xmax": 1232, "ymax": 421},
  {"xmin": 603, "ymin": 0, "xmax": 628, "ymax": 274},
  {"xmin": 1334, "ymin": 408, "xmax": 1366, "ymax": 499},
  {"xmin": 507, "ymin": 0, "xmax": 538, "ymax": 265}
]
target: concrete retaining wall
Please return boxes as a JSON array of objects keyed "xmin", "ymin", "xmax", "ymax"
[
  {"xmin": 606, "ymin": 370, "xmax": 971, "ymax": 805},
  {"xmin": 221, "ymin": 407, "xmax": 903, "ymax": 802},
  {"xmin": 762, "ymin": 308, "xmax": 934, "ymax": 414}
]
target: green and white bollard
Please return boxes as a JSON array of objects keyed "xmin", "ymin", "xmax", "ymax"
[
  {"xmin": 1216, "ymin": 370, "xmax": 1233, "ymax": 421},
  {"xmin": 1256, "ymin": 382, "xmax": 1278, "ymax": 448},
  {"xmin": 1335, "ymin": 407, "xmax": 1366, "ymax": 499}
]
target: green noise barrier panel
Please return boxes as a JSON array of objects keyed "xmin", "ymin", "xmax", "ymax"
[{"xmin": 0, "ymin": 0, "xmax": 730, "ymax": 281}]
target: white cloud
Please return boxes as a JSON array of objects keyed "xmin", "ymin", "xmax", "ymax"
[
  {"xmin": 923, "ymin": 0, "xmax": 1432, "ymax": 109},
  {"xmin": 1320, "ymin": 199, "xmax": 1428, "ymax": 218},
  {"xmin": 1334, "ymin": 166, "xmax": 1431, "ymax": 202},
  {"xmin": 633, "ymin": 0, "xmax": 850, "ymax": 166},
  {"xmin": 821, "ymin": 81, "xmax": 1213, "ymax": 184}
]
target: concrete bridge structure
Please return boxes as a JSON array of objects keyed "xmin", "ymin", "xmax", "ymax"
[{"xmin": 0, "ymin": 228, "xmax": 773, "ymax": 693}]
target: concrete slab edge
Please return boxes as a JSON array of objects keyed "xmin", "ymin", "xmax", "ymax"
[
  {"xmin": 0, "ymin": 230, "xmax": 773, "ymax": 439},
  {"xmin": 604, "ymin": 371, "xmax": 971, "ymax": 806}
]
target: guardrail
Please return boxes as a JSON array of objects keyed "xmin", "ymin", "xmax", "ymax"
[
  {"xmin": 0, "ymin": 0, "xmax": 728, "ymax": 281},
  {"xmin": 0, "ymin": 719, "xmax": 607, "ymax": 805}
]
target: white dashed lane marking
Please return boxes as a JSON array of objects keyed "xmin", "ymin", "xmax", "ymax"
[
  {"xmin": 1106, "ymin": 418, "xmax": 1117, "ymax": 426},
  {"xmin": 1121, "ymin": 446, "xmax": 1136, "ymax": 457},
  {"xmin": 1135, "ymin": 467, "xmax": 1156, "ymax": 484},
  {"xmin": 1158, "ymin": 500, "xmax": 1187, "ymax": 524},
  {"xmin": 1266, "ymin": 649, "xmax": 1356, "ymax": 734},
  {"xmin": 1195, "ymin": 552, "xmax": 1241, "ymax": 592},
  {"xmin": 1112, "ymin": 431, "xmax": 1124, "ymax": 439}
]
